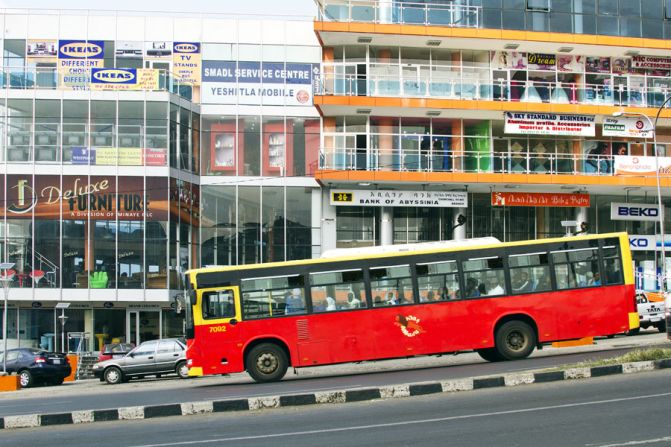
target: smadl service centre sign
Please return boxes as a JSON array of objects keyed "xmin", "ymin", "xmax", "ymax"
[{"xmin": 202, "ymin": 61, "xmax": 319, "ymax": 105}]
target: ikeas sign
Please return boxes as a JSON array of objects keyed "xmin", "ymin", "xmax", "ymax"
[{"xmin": 610, "ymin": 202, "xmax": 663, "ymax": 221}]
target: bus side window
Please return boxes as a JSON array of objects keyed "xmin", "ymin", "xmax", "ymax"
[
  {"xmin": 551, "ymin": 247, "xmax": 599, "ymax": 289},
  {"xmin": 602, "ymin": 240, "xmax": 623, "ymax": 285},
  {"xmin": 369, "ymin": 265, "xmax": 413, "ymax": 305},
  {"xmin": 415, "ymin": 261, "xmax": 459, "ymax": 301},
  {"xmin": 508, "ymin": 252, "xmax": 550, "ymax": 293},
  {"xmin": 202, "ymin": 290, "xmax": 235, "ymax": 319},
  {"xmin": 310, "ymin": 269, "xmax": 366, "ymax": 312}
]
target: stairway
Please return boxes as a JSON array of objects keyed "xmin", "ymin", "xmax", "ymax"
[{"xmin": 76, "ymin": 355, "xmax": 99, "ymax": 380}]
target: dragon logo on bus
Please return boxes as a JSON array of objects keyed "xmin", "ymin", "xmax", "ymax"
[{"xmin": 395, "ymin": 315, "xmax": 425, "ymax": 337}]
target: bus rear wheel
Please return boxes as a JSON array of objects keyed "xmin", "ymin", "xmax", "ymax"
[
  {"xmin": 476, "ymin": 348, "xmax": 503, "ymax": 362},
  {"xmin": 494, "ymin": 320, "xmax": 536, "ymax": 360},
  {"xmin": 245, "ymin": 343, "xmax": 288, "ymax": 383}
]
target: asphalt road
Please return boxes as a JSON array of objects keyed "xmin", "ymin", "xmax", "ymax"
[
  {"xmin": 0, "ymin": 331, "xmax": 667, "ymax": 418},
  {"xmin": 4, "ymin": 367, "xmax": 671, "ymax": 447}
]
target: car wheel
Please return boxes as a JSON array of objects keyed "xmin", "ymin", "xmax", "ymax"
[
  {"xmin": 104, "ymin": 366, "xmax": 124, "ymax": 385},
  {"xmin": 245, "ymin": 343, "xmax": 289, "ymax": 383},
  {"xmin": 176, "ymin": 361, "xmax": 189, "ymax": 379},
  {"xmin": 18, "ymin": 370, "xmax": 34, "ymax": 388}
]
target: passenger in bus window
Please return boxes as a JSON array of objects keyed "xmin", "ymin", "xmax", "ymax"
[
  {"xmin": 425, "ymin": 290, "xmax": 435, "ymax": 302},
  {"xmin": 437, "ymin": 287, "xmax": 449, "ymax": 300},
  {"xmin": 386, "ymin": 291, "xmax": 398, "ymax": 305},
  {"xmin": 373, "ymin": 295, "xmax": 383, "ymax": 306},
  {"xmin": 313, "ymin": 299, "xmax": 327, "ymax": 312},
  {"xmin": 347, "ymin": 291, "xmax": 362, "ymax": 308},
  {"xmin": 534, "ymin": 275, "xmax": 551, "ymax": 291},
  {"xmin": 486, "ymin": 275, "xmax": 505, "ymax": 296},
  {"xmin": 326, "ymin": 296, "xmax": 337, "ymax": 311},
  {"xmin": 285, "ymin": 288, "xmax": 305, "ymax": 314},
  {"xmin": 589, "ymin": 272, "xmax": 601, "ymax": 286},
  {"xmin": 464, "ymin": 277, "xmax": 480, "ymax": 298},
  {"xmin": 513, "ymin": 271, "xmax": 532, "ymax": 293}
]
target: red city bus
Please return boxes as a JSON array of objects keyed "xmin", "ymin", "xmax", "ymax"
[{"xmin": 184, "ymin": 232, "xmax": 638, "ymax": 383}]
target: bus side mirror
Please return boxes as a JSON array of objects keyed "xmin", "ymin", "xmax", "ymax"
[{"xmin": 189, "ymin": 290, "xmax": 197, "ymax": 306}]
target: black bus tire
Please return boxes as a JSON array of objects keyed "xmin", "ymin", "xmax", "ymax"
[
  {"xmin": 245, "ymin": 343, "xmax": 288, "ymax": 383},
  {"xmin": 476, "ymin": 348, "xmax": 503, "ymax": 362},
  {"xmin": 494, "ymin": 320, "xmax": 536, "ymax": 360}
]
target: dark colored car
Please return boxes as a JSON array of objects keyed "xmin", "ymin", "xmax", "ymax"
[
  {"xmin": 0, "ymin": 348, "xmax": 71, "ymax": 388},
  {"xmin": 98, "ymin": 343, "xmax": 135, "ymax": 362},
  {"xmin": 92, "ymin": 338, "xmax": 188, "ymax": 384}
]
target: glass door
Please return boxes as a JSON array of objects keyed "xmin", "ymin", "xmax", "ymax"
[{"xmin": 127, "ymin": 310, "xmax": 161, "ymax": 346}]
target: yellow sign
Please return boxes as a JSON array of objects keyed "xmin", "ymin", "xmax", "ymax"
[
  {"xmin": 173, "ymin": 42, "xmax": 201, "ymax": 85},
  {"xmin": 118, "ymin": 148, "xmax": 143, "ymax": 166},
  {"xmin": 95, "ymin": 147, "xmax": 117, "ymax": 165},
  {"xmin": 332, "ymin": 192, "xmax": 353, "ymax": 203}
]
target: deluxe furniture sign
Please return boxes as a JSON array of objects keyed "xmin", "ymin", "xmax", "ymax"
[
  {"xmin": 504, "ymin": 112, "xmax": 595, "ymax": 137},
  {"xmin": 202, "ymin": 60, "xmax": 319, "ymax": 106}
]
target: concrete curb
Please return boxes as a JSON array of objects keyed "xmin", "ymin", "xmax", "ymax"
[{"xmin": 1, "ymin": 358, "xmax": 669, "ymax": 430}]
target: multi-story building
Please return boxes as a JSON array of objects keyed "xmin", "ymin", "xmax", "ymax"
[
  {"xmin": 0, "ymin": 9, "xmax": 321, "ymax": 352},
  {"xmin": 313, "ymin": 0, "xmax": 671, "ymax": 292},
  {"xmin": 3, "ymin": 1, "xmax": 671, "ymax": 354}
]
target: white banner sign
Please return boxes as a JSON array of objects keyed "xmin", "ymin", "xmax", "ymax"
[
  {"xmin": 602, "ymin": 117, "xmax": 653, "ymax": 138},
  {"xmin": 614, "ymin": 156, "xmax": 671, "ymax": 176},
  {"xmin": 629, "ymin": 235, "xmax": 671, "ymax": 251},
  {"xmin": 611, "ymin": 202, "xmax": 663, "ymax": 222},
  {"xmin": 330, "ymin": 190, "xmax": 468, "ymax": 208},
  {"xmin": 632, "ymin": 55, "xmax": 671, "ymax": 70},
  {"xmin": 504, "ymin": 112, "xmax": 595, "ymax": 137}
]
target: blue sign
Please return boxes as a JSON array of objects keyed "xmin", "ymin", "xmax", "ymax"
[
  {"xmin": 91, "ymin": 68, "xmax": 137, "ymax": 85},
  {"xmin": 72, "ymin": 147, "xmax": 95, "ymax": 165},
  {"xmin": 202, "ymin": 61, "xmax": 315, "ymax": 85},
  {"xmin": 58, "ymin": 40, "xmax": 105, "ymax": 59}
]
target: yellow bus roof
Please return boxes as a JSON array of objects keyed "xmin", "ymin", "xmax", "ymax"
[{"xmin": 186, "ymin": 232, "xmax": 629, "ymax": 279}]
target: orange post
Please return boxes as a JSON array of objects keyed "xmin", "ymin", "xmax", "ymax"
[
  {"xmin": 64, "ymin": 354, "xmax": 78, "ymax": 382},
  {"xmin": 0, "ymin": 375, "xmax": 21, "ymax": 391}
]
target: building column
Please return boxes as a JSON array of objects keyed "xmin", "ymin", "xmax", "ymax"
[
  {"xmin": 575, "ymin": 206, "xmax": 589, "ymax": 234},
  {"xmin": 380, "ymin": 207, "xmax": 393, "ymax": 246},
  {"xmin": 452, "ymin": 208, "xmax": 467, "ymax": 241},
  {"xmin": 321, "ymin": 189, "xmax": 337, "ymax": 253}
]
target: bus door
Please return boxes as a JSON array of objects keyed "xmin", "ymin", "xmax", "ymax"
[{"xmin": 198, "ymin": 287, "xmax": 242, "ymax": 368}]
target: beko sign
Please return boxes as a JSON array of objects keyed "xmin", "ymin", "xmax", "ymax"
[{"xmin": 610, "ymin": 202, "xmax": 662, "ymax": 221}]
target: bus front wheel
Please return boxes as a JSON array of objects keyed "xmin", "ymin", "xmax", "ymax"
[
  {"xmin": 245, "ymin": 343, "xmax": 288, "ymax": 383},
  {"xmin": 494, "ymin": 320, "xmax": 536, "ymax": 360}
]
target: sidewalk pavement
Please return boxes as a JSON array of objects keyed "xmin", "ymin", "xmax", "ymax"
[{"xmin": 1, "ymin": 331, "xmax": 669, "ymax": 430}]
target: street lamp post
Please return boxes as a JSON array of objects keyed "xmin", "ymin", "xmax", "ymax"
[
  {"xmin": 614, "ymin": 97, "xmax": 671, "ymax": 339},
  {"xmin": 0, "ymin": 262, "xmax": 15, "ymax": 375}
]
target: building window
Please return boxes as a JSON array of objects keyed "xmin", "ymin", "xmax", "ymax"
[{"xmin": 527, "ymin": 0, "xmax": 550, "ymax": 11}]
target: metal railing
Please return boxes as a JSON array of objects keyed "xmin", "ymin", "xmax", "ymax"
[
  {"xmin": 318, "ymin": 0, "xmax": 480, "ymax": 28},
  {"xmin": 320, "ymin": 69, "xmax": 669, "ymax": 109},
  {"xmin": 320, "ymin": 148, "xmax": 626, "ymax": 176},
  {"xmin": 0, "ymin": 67, "xmax": 193, "ymax": 100}
]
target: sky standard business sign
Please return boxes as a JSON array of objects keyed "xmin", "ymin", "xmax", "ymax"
[{"xmin": 504, "ymin": 112, "xmax": 595, "ymax": 137}]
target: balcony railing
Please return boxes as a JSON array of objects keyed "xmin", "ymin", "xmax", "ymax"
[
  {"xmin": 318, "ymin": 0, "xmax": 480, "ymax": 28},
  {"xmin": 320, "ymin": 148, "xmax": 626, "ymax": 176},
  {"xmin": 0, "ymin": 67, "xmax": 193, "ymax": 100},
  {"xmin": 320, "ymin": 71, "xmax": 671, "ymax": 109}
]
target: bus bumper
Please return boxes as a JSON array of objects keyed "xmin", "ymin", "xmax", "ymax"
[
  {"xmin": 628, "ymin": 312, "xmax": 640, "ymax": 330},
  {"xmin": 188, "ymin": 367, "xmax": 204, "ymax": 377}
]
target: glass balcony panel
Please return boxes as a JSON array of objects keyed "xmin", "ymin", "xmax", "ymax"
[
  {"xmin": 401, "ymin": 5, "xmax": 426, "ymax": 24},
  {"xmin": 352, "ymin": 4, "xmax": 375, "ymax": 22}
]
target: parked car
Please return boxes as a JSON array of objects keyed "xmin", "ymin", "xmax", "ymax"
[
  {"xmin": 92, "ymin": 338, "xmax": 189, "ymax": 384},
  {"xmin": 0, "ymin": 348, "xmax": 71, "ymax": 388},
  {"xmin": 630, "ymin": 290, "xmax": 666, "ymax": 334},
  {"xmin": 98, "ymin": 342, "xmax": 135, "ymax": 362}
]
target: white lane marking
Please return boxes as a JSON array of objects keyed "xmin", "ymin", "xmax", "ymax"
[
  {"xmin": 130, "ymin": 391, "xmax": 671, "ymax": 447},
  {"xmin": 589, "ymin": 437, "xmax": 671, "ymax": 446}
]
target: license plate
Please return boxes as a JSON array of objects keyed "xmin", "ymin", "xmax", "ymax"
[{"xmin": 52, "ymin": 359, "xmax": 61, "ymax": 364}]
